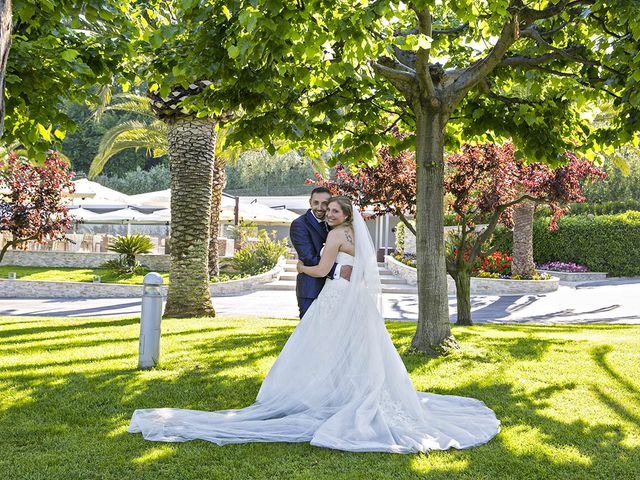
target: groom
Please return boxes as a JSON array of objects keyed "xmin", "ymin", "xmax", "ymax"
[{"xmin": 290, "ymin": 187, "xmax": 352, "ymax": 318}]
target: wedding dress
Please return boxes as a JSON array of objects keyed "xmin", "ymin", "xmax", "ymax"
[{"xmin": 128, "ymin": 210, "xmax": 500, "ymax": 453}]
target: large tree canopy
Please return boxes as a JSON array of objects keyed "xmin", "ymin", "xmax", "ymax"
[
  {"xmin": 138, "ymin": 0, "xmax": 640, "ymax": 160},
  {"xmin": 1, "ymin": 1, "xmax": 137, "ymax": 157},
  {"xmin": 132, "ymin": 0, "xmax": 640, "ymax": 353}
]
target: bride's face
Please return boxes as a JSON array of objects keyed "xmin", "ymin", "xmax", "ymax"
[{"xmin": 326, "ymin": 202, "xmax": 347, "ymax": 227}]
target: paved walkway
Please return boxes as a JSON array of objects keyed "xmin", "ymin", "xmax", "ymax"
[{"xmin": 1, "ymin": 278, "xmax": 639, "ymax": 324}]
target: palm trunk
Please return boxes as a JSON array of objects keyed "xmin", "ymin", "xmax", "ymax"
[
  {"xmin": 0, "ymin": 0, "xmax": 12, "ymax": 136},
  {"xmin": 164, "ymin": 117, "xmax": 216, "ymax": 318},
  {"xmin": 411, "ymin": 108, "xmax": 457, "ymax": 355},
  {"xmin": 453, "ymin": 269, "xmax": 472, "ymax": 325},
  {"xmin": 208, "ymin": 155, "xmax": 226, "ymax": 277},
  {"xmin": 512, "ymin": 200, "xmax": 536, "ymax": 277}
]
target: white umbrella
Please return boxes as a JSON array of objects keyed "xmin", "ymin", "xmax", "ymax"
[
  {"xmin": 94, "ymin": 207, "xmax": 156, "ymax": 224},
  {"xmin": 68, "ymin": 207, "xmax": 104, "ymax": 222},
  {"xmin": 236, "ymin": 202, "xmax": 298, "ymax": 225},
  {"xmin": 144, "ymin": 208, "xmax": 171, "ymax": 223},
  {"xmin": 129, "ymin": 189, "xmax": 171, "ymax": 208},
  {"xmin": 72, "ymin": 179, "xmax": 131, "ymax": 203},
  {"xmin": 146, "ymin": 203, "xmax": 297, "ymax": 226}
]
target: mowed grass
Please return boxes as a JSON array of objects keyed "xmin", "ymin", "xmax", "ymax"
[
  {"xmin": 0, "ymin": 266, "xmax": 246, "ymax": 285},
  {"xmin": 0, "ymin": 315, "xmax": 639, "ymax": 480},
  {"xmin": 0, "ymin": 265, "xmax": 169, "ymax": 285}
]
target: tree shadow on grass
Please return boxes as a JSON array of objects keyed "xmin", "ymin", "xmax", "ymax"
[
  {"xmin": 0, "ymin": 317, "xmax": 140, "ymax": 339},
  {"xmin": 1, "ymin": 319, "xmax": 639, "ymax": 479}
]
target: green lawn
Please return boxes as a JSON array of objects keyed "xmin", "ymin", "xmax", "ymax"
[
  {"xmin": 0, "ymin": 266, "xmax": 246, "ymax": 285},
  {"xmin": 1, "ymin": 316, "xmax": 638, "ymax": 479}
]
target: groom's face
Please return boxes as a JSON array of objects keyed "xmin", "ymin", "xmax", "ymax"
[{"xmin": 309, "ymin": 192, "xmax": 331, "ymax": 220}]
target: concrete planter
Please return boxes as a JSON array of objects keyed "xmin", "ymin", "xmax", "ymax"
[
  {"xmin": 0, "ymin": 257, "xmax": 286, "ymax": 299},
  {"xmin": 465, "ymin": 275, "xmax": 559, "ymax": 295},
  {"xmin": 537, "ymin": 269, "xmax": 607, "ymax": 282},
  {"xmin": 385, "ymin": 255, "xmax": 559, "ymax": 295},
  {"xmin": 385, "ymin": 254, "xmax": 417, "ymax": 285}
]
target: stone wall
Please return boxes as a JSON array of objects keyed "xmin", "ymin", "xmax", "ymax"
[
  {"xmin": 2, "ymin": 250, "xmax": 171, "ymax": 271},
  {"xmin": 537, "ymin": 270, "xmax": 607, "ymax": 282},
  {"xmin": 0, "ymin": 258, "xmax": 285, "ymax": 298}
]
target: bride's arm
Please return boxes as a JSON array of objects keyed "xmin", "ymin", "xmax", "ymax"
[{"xmin": 297, "ymin": 231, "xmax": 341, "ymax": 278}]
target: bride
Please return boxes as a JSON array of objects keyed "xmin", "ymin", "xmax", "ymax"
[{"xmin": 128, "ymin": 196, "xmax": 500, "ymax": 453}]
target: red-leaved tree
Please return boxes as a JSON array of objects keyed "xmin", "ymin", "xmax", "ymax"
[
  {"xmin": 0, "ymin": 151, "xmax": 75, "ymax": 262},
  {"xmin": 445, "ymin": 144, "xmax": 606, "ymax": 325},
  {"xmin": 309, "ymin": 143, "xmax": 417, "ymax": 235}
]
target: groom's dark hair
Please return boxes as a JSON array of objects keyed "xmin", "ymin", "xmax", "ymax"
[{"xmin": 310, "ymin": 187, "xmax": 331, "ymax": 197}]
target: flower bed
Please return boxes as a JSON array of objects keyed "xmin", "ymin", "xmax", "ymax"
[
  {"xmin": 538, "ymin": 261, "xmax": 589, "ymax": 273},
  {"xmin": 535, "ymin": 261, "xmax": 607, "ymax": 282},
  {"xmin": 393, "ymin": 252, "xmax": 553, "ymax": 281},
  {"xmin": 386, "ymin": 255, "xmax": 559, "ymax": 295}
]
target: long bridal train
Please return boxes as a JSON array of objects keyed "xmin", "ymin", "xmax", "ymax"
[{"xmin": 128, "ymin": 211, "xmax": 500, "ymax": 454}]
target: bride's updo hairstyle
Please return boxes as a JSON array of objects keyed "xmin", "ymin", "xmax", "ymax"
[{"xmin": 328, "ymin": 196, "xmax": 354, "ymax": 228}]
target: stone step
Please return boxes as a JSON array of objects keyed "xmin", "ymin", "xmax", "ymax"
[
  {"xmin": 262, "ymin": 280, "xmax": 297, "ymax": 290},
  {"xmin": 379, "ymin": 275, "xmax": 406, "ymax": 284},
  {"xmin": 381, "ymin": 284, "xmax": 418, "ymax": 294}
]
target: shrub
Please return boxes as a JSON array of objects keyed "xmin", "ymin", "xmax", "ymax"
[
  {"xmin": 492, "ymin": 213, "xmax": 640, "ymax": 276},
  {"xmin": 480, "ymin": 251, "xmax": 512, "ymax": 276},
  {"xmin": 536, "ymin": 200, "xmax": 640, "ymax": 217},
  {"xmin": 231, "ymin": 230, "xmax": 288, "ymax": 275},
  {"xmin": 227, "ymin": 221, "xmax": 258, "ymax": 246},
  {"xmin": 103, "ymin": 234, "xmax": 154, "ymax": 274},
  {"xmin": 395, "ymin": 222, "xmax": 406, "ymax": 255}
]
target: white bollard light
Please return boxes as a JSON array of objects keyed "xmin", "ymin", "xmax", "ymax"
[{"xmin": 138, "ymin": 272, "xmax": 164, "ymax": 369}]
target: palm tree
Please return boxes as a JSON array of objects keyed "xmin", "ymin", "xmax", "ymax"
[
  {"xmin": 88, "ymin": 92, "xmax": 167, "ymax": 179},
  {"xmin": 88, "ymin": 91, "xmax": 237, "ymax": 280},
  {"xmin": 148, "ymin": 81, "xmax": 218, "ymax": 318}
]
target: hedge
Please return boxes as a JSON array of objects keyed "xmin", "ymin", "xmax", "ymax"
[
  {"xmin": 491, "ymin": 212, "xmax": 640, "ymax": 276},
  {"xmin": 536, "ymin": 200, "xmax": 640, "ymax": 217}
]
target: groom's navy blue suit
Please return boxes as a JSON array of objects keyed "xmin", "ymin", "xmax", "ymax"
[{"xmin": 290, "ymin": 209, "xmax": 338, "ymax": 318}]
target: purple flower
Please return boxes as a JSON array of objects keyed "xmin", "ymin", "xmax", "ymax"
[{"xmin": 537, "ymin": 261, "xmax": 589, "ymax": 273}]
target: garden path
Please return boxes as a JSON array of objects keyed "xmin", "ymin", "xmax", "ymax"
[{"xmin": 0, "ymin": 278, "xmax": 638, "ymax": 324}]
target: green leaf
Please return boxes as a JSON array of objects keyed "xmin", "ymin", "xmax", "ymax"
[
  {"xmin": 60, "ymin": 49, "xmax": 79, "ymax": 62},
  {"xmin": 228, "ymin": 45, "xmax": 240, "ymax": 59},
  {"xmin": 53, "ymin": 129, "xmax": 66, "ymax": 141},
  {"xmin": 36, "ymin": 124, "xmax": 52, "ymax": 142}
]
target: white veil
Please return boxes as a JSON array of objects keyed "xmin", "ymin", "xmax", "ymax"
[{"xmin": 350, "ymin": 207, "xmax": 383, "ymax": 318}]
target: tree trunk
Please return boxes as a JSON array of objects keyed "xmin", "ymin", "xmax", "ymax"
[
  {"xmin": 410, "ymin": 108, "xmax": 458, "ymax": 355},
  {"xmin": 164, "ymin": 117, "xmax": 216, "ymax": 318},
  {"xmin": 208, "ymin": 154, "xmax": 226, "ymax": 277},
  {"xmin": 0, "ymin": 0, "xmax": 12, "ymax": 137},
  {"xmin": 512, "ymin": 199, "xmax": 536, "ymax": 277},
  {"xmin": 453, "ymin": 269, "xmax": 472, "ymax": 326}
]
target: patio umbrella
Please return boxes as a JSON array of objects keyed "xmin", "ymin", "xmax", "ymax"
[
  {"xmin": 72, "ymin": 179, "xmax": 131, "ymax": 204},
  {"xmin": 68, "ymin": 207, "xmax": 105, "ymax": 222},
  {"xmin": 128, "ymin": 189, "xmax": 171, "ymax": 208}
]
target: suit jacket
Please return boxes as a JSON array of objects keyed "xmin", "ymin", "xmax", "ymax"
[{"xmin": 290, "ymin": 209, "xmax": 338, "ymax": 300}]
